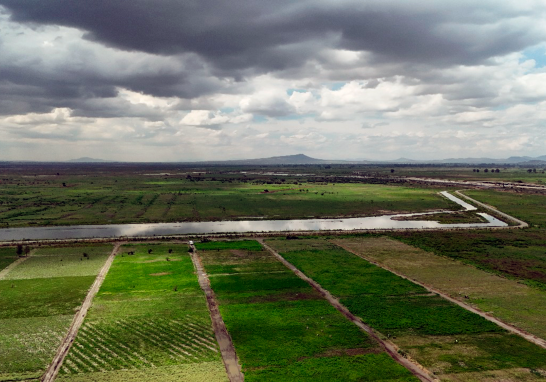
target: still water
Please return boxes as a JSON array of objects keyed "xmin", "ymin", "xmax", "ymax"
[{"xmin": 0, "ymin": 192, "xmax": 506, "ymax": 241}]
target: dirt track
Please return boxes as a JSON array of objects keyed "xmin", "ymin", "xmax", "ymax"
[
  {"xmin": 335, "ymin": 242, "xmax": 546, "ymax": 350},
  {"xmin": 258, "ymin": 239, "xmax": 438, "ymax": 382},
  {"xmin": 41, "ymin": 242, "xmax": 121, "ymax": 382},
  {"xmin": 0, "ymin": 256, "xmax": 29, "ymax": 280},
  {"xmin": 189, "ymin": 246, "xmax": 244, "ymax": 382}
]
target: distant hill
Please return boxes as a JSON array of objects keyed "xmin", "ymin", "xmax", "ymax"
[
  {"xmin": 207, "ymin": 154, "xmax": 351, "ymax": 165},
  {"xmin": 69, "ymin": 157, "xmax": 110, "ymax": 163}
]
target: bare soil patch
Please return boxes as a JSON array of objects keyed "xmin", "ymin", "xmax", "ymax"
[{"xmin": 149, "ymin": 272, "xmax": 171, "ymax": 276}]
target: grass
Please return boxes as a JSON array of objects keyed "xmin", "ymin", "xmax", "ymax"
[
  {"xmin": 60, "ymin": 244, "xmax": 225, "ymax": 379},
  {"xmin": 0, "ymin": 244, "xmax": 112, "ymax": 381},
  {"xmin": 195, "ymin": 240, "xmax": 263, "ymax": 251},
  {"xmin": 55, "ymin": 363, "xmax": 228, "ymax": 382},
  {"xmin": 334, "ymin": 236, "xmax": 546, "ymax": 340},
  {"xmin": 390, "ymin": 229, "xmax": 546, "ymax": 290},
  {"xmin": 266, "ymin": 237, "xmax": 546, "ymax": 380},
  {"xmin": 4, "ymin": 246, "xmax": 111, "ymax": 280},
  {"xmin": 267, "ymin": 239, "xmax": 501, "ymax": 336},
  {"xmin": 0, "ymin": 247, "xmax": 19, "ymax": 271},
  {"xmin": 0, "ymin": 315, "xmax": 73, "ymax": 381},
  {"xmin": 0, "ymin": 170, "xmax": 458, "ymax": 227},
  {"xmin": 199, "ymin": 242, "xmax": 418, "ymax": 381}
]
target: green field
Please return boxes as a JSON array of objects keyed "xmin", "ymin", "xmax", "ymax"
[
  {"xmin": 4, "ymin": 245, "xmax": 111, "ymax": 280},
  {"xmin": 0, "ymin": 247, "xmax": 18, "ymax": 271},
  {"xmin": 0, "ymin": 170, "xmax": 459, "ymax": 227},
  {"xmin": 58, "ymin": 244, "xmax": 227, "ymax": 381},
  {"xmin": 267, "ymin": 238, "xmax": 546, "ymax": 380},
  {"xmin": 0, "ymin": 245, "xmax": 112, "ymax": 381},
  {"xmin": 199, "ymin": 240, "xmax": 417, "ymax": 381},
  {"xmin": 334, "ymin": 236, "xmax": 546, "ymax": 342}
]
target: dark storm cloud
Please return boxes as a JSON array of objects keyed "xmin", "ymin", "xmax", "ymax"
[
  {"xmin": 1, "ymin": 1, "xmax": 542, "ymax": 71},
  {"xmin": 0, "ymin": 1, "xmax": 545, "ymax": 121}
]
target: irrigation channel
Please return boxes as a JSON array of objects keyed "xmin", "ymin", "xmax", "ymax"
[{"xmin": 0, "ymin": 192, "xmax": 510, "ymax": 242}]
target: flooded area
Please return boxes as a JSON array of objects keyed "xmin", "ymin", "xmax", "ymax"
[{"xmin": 0, "ymin": 192, "xmax": 507, "ymax": 241}]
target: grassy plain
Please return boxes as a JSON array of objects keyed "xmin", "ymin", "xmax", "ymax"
[
  {"xmin": 267, "ymin": 238, "xmax": 546, "ymax": 381},
  {"xmin": 0, "ymin": 167, "xmax": 458, "ymax": 227},
  {"xmin": 0, "ymin": 244, "xmax": 112, "ymax": 381},
  {"xmin": 0, "ymin": 247, "xmax": 18, "ymax": 271},
  {"xmin": 334, "ymin": 236, "xmax": 546, "ymax": 340},
  {"xmin": 59, "ymin": 243, "xmax": 226, "ymax": 381},
  {"xmin": 4, "ymin": 245, "xmax": 111, "ymax": 280},
  {"xmin": 199, "ymin": 240, "xmax": 417, "ymax": 381}
]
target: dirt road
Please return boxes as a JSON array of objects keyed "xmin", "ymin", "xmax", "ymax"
[
  {"xmin": 258, "ymin": 239, "xmax": 438, "ymax": 382},
  {"xmin": 454, "ymin": 190, "xmax": 529, "ymax": 228},
  {"xmin": 0, "ymin": 256, "xmax": 29, "ymax": 280},
  {"xmin": 335, "ymin": 242, "xmax": 546, "ymax": 350},
  {"xmin": 41, "ymin": 242, "xmax": 121, "ymax": 382},
  {"xmin": 189, "ymin": 246, "xmax": 244, "ymax": 382}
]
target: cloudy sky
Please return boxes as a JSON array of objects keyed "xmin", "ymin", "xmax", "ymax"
[{"xmin": 1, "ymin": 1, "xmax": 546, "ymax": 161}]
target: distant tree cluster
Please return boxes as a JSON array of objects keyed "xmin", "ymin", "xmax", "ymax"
[{"xmin": 473, "ymin": 168, "xmax": 500, "ymax": 173}]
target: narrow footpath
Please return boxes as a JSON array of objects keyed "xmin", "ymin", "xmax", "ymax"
[
  {"xmin": 189, "ymin": 245, "xmax": 244, "ymax": 382},
  {"xmin": 258, "ymin": 239, "xmax": 438, "ymax": 382},
  {"xmin": 41, "ymin": 242, "xmax": 122, "ymax": 382}
]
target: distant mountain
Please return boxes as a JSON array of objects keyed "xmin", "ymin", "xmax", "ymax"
[
  {"xmin": 214, "ymin": 154, "xmax": 345, "ymax": 165},
  {"xmin": 69, "ymin": 157, "xmax": 110, "ymax": 163}
]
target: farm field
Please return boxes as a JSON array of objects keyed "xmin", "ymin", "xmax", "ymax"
[
  {"xmin": 391, "ymin": 190, "xmax": 546, "ymax": 290},
  {"xmin": 198, "ymin": 240, "xmax": 418, "ymax": 381},
  {"xmin": 0, "ymin": 166, "xmax": 460, "ymax": 228},
  {"xmin": 0, "ymin": 244, "xmax": 113, "ymax": 382},
  {"xmin": 266, "ymin": 238, "xmax": 546, "ymax": 381},
  {"xmin": 333, "ymin": 236, "xmax": 546, "ymax": 341},
  {"xmin": 56, "ymin": 243, "xmax": 227, "ymax": 382},
  {"xmin": 0, "ymin": 247, "xmax": 18, "ymax": 271}
]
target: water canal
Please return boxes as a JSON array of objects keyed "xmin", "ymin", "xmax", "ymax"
[{"xmin": 0, "ymin": 192, "xmax": 507, "ymax": 241}]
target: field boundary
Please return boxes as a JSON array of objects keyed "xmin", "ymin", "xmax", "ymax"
[
  {"xmin": 0, "ymin": 255, "xmax": 29, "ymax": 280},
  {"xmin": 189, "ymin": 245, "xmax": 244, "ymax": 382},
  {"xmin": 258, "ymin": 239, "xmax": 438, "ymax": 382},
  {"xmin": 41, "ymin": 242, "xmax": 121, "ymax": 382},
  {"xmin": 334, "ymin": 241, "xmax": 546, "ymax": 350},
  {"xmin": 454, "ymin": 190, "xmax": 529, "ymax": 228}
]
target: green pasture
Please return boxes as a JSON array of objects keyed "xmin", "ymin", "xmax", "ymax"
[
  {"xmin": 200, "ymin": 242, "xmax": 418, "ymax": 381},
  {"xmin": 0, "ymin": 245, "xmax": 111, "ymax": 381},
  {"xmin": 55, "ymin": 363, "xmax": 228, "ymax": 382},
  {"xmin": 0, "ymin": 247, "xmax": 18, "ymax": 271},
  {"xmin": 266, "ymin": 238, "xmax": 546, "ymax": 380},
  {"xmin": 4, "ymin": 246, "xmax": 111, "ymax": 280},
  {"xmin": 392, "ymin": 229, "xmax": 546, "ymax": 290},
  {"xmin": 59, "ymin": 244, "xmax": 225, "ymax": 379},
  {"xmin": 0, "ymin": 173, "xmax": 457, "ymax": 227},
  {"xmin": 463, "ymin": 189, "xmax": 546, "ymax": 228},
  {"xmin": 335, "ymin": 236, "xmax": 546, "ymax": 345}
]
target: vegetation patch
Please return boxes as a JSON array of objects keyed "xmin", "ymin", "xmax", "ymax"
[
  {"xmin": 334, "ymin": 236, "xmax": 546, "ymax": 340},
  {"xmin": 0, "ymin": 244, "xmax": 113, "ymax": 381},
  {"xmin": 200, "ymin": 243, "xmax": 418, "ymax": 381},
  {"xmin": 195, "ymin": 240, "xmax": 263, "ymax": 251},
  {"xmin": 266, "ymin": 237, "xmax": 546, "ymax": 381},
  {"xmin": 60, "ymin": 244, "xmax": 225, "ymax": 380},
  {"xmin": 0, "ymin": 247, "xmax": 19, "ymax": 271}
]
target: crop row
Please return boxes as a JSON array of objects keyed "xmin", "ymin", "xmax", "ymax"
[
  {"xmin": 60, "ymin": 245, "xmax": 225, "ymax": 378},
  {"xmin": 199, "ymin": 242, "xmax": 418, "ymax": 381},
  {"xmin": 60, "ymin": 316, "xmax": 218, "ymax": 375},
  {"xmin": 267, "ymin": 238, "xmax": 546, "ymax": 379}
]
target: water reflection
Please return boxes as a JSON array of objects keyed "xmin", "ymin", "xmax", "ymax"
[{"xmin": 0, "ymin": 212, "xmax": 507, "ymax": 241}]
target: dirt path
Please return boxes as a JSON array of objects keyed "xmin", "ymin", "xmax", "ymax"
[
  {"xmin": 189, "ymin": 245, "xmax": 244, "ymax": 382},
  {"xmin": 258, "ymin": 239, "xmax": 438, "ymax": 382},
  {"xmin": 0, "ymin": 256, "xmax": 29, "ymax": 280},
  {"xmin": 334, "ymin": 242, "xmax": 546, "ymax": 350},
  {"xmin": 454, "ymin": 190, "xmax": 529, "ymax": 228},
  {"xmin": 41, "ymin": 242, "xmax": 121, "ymax": 382}
]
